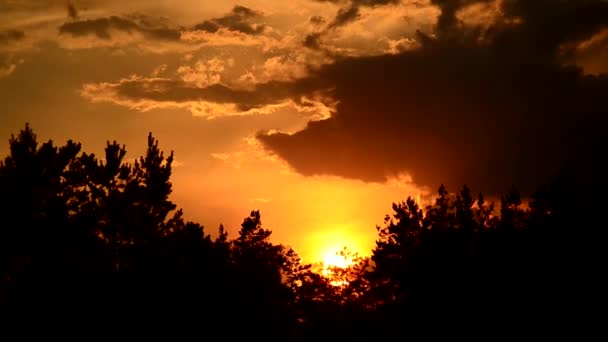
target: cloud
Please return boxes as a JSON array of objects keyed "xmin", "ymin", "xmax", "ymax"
[
  {"xmin": 570, "ymin": 28, "xmax": 608, "ymax": 74},
  {"xmin": 210, "ymin": 135, "xmax": 294, "ymax": 174},
  {"xmin": 179, "ymin": 29, "xmax": 278, "ymax": 49},
  {"xmin": 0, "ymin": 54, "xmax": 23, "ymax": 78},
  {"xmin": 303, "ymin": 32, "xmax": 323, "ymax": 49},
  {"xmin": 309, "ymin": 15, "xmax": 326, "ymax": 26},
  {"xmin": 302, "ymin": 0, "xmax": 438, "ymax": 56},
  {"xmin": 257, "ymin": 0, "xmax": 608, "ymax": 195},
  {"xmin": 0, "ymin": 29, "xmax": 27, "ymax": 76},
  {"xmin": 67, "ymin": 0, "xmax": 79, "ymax": 19},
  {"xmin": 80, "ymin": 50, "xmax": 338, "ymax": 119},
  {"xmin": 0, "ymin": 29, "xmax": 25, "ymax": 45},
  {"xmin": 177, "ymin": 57, "xmax": 232, "ymax": 87},
  {"xmin": 193, "ymin": 5, "xmax": 266, "ymax": 35},
  {"xmin": 58, "ymin": 15, "xmax": 181, "ymax": 41},
  {"xmin": 238, "ymin": 51, "xmax": 332, "ymax": 84},
  {"xmin": 382, "ymin": 36, "xmax": 420, "ymax": 54},
  {"xmin": 304, "ymin": 0, "xmax": 411, "ymax": 51},
  {"xmin": 50, "ymin": 4, "xmax": 317, "ymax": 54},
  {"xmin": 69, "ymin": 0, "xmax": 607, "ymax": 195},
  {"xmin": 318, "ymin": 0, "xmax": 401, "ymax": 30},
  {"xmin": 178, "ymin": 5, "xmax": 286, "ymax": 50},
  {"xmin": 328, "ymin": 5, "xmax": 360, "ymax": 28},
  {"xmin": 80, "ymin": 72, "xmax": 328, "ymax": 118}
]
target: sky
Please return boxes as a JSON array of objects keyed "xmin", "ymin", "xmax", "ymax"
[{"xmin": 1, "ymin": 0, "xmax": 607, "ymax": 264}]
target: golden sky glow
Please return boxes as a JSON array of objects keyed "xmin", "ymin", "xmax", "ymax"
[
  {"xmin": 172, "ymin": 135, "xmax": 426, "ymax": 263},
  {"xmin": 0, "ymin": 0, "xmax": 437, "ymax": 263}
]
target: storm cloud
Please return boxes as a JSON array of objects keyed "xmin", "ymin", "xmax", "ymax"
[
  {"xmin": 259, "ymin": 0, "xmax": 608, "ymax": 195},
  {"xmin": 68, "ymin": 0, "xmax": 608, "ymax": 195}
]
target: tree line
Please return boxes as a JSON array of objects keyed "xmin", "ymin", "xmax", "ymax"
[{"xmin": 0, "ymin": 124, "xmax": 597, "ymax": 337}]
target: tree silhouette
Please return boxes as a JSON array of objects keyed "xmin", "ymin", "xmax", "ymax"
[
  {"xmin": 228, "ymin": 210, "xmax": 300, "ymax": 335},
  {"xmin": 0, "ymin": 125, "xmax": 85, "ymax": 308},
  {"xmin": 0, "ymin": 123, "xmax": 593, "ymax": 337}
]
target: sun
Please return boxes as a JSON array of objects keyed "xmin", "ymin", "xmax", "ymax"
[
  {"xmin": 319, "ymin": 246, "xmax": 361, "ymax": 286},
  {"xmin": 309, "ymin": 224, "xmax": 368, "ymax": 262},
  {"xmin": 323, "ymin": 249, "xmax": 354, "ymax": 269}
]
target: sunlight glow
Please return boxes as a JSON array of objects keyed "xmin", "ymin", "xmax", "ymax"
[
  {"xmin": 309, "ymin": 223, "xmax": 368, "ymax": 266},
  {"xmin": 324, "ymin": 250, "xmax": 354, "ymax": 269},
  {"xmin": 308, "ymin": 225, "xmax": 366, "ymax": 287},
  {"xmin": 319, "ymin": 246, "xmax": 361, "ymax": 287},
  {"xmin": 322, "ymin": 248, "xmax": 355, "ymax": 286}
]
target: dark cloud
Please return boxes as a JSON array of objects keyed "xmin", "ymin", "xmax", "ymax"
[
  {"xmin": 303, "ymin": 33, "xmax": 322, "ymax": 49},
  {"xmin": 84, "ymin": 75, "xmax": 325, "ymax": 114},
  {"xmin": 194, "ymin": 5, "xmax": 265, "ymax": 35},
  {"xmin": 307, "ymin": 0, "xmax": 401, "ymax": 49},
  {"xmin": 310, "ymin": 15, "xmax": 326, "ymax": 25},
  {"xmin": 431, "ymin": 0, "xmax": 474, "ymax": 33},
  {"xmin": 59, "ymin": 16, "xmax": 181, "ymax": 41},
  {"xmin": 67, "ymin": 0, "xmax": 78, "ymax": 19},
  {"xmin": 0, "ymin": 29, "xmax": 25, "ymax": 45},
  {"xmin": 117, "ymin": 79, "xmax": 292, "ymax": 110},
  {"xmin": 328, "ymin": 5, "xmax": 360, "ymax": 28},
  {"xmin": 259, "ymin": 0, "xmax": 608, "ymax": 195},
  {"xmin": 570, "ymin": 28, "xmax": 608, "ymax": 74},
  {"xmin": 333, "ymin": 0, "xmax": 400, "ymax": 28}
]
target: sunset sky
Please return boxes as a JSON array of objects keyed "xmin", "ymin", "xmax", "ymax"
[{"xmin": 1, "ymin": 0, "xmax": 606, "ymax": 263}]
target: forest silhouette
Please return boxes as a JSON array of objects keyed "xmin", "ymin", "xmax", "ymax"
[{"xmin": 0, "ymin": 124, "xmax": 599, "ymax": 337}]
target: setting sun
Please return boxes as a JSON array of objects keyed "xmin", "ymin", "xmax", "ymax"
[
  {"xmin": 324, "ymin": 249, "xmax": 353, "ymax": 269},
  {"xmin": 306, "ymin": 223, "xmax": 370, "ymax": 266},
  {"xmin": 322, "ymin": 248, "xmax": 356, "ymax": 287}
]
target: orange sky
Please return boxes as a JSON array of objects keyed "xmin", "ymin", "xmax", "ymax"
[
  {"xmin": 0, "ymin": 0, "xmax": 439, "ymax": 263},
  {"xmin": 1, "ymin": 0, "xmax": 607, "ymax": 263}
]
